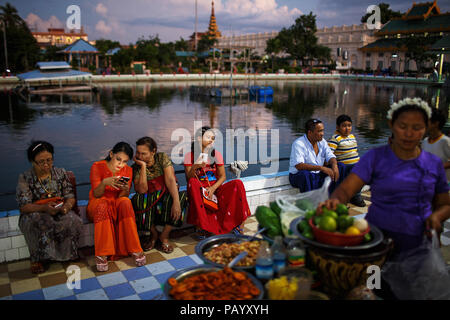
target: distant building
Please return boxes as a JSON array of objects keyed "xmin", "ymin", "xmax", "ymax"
[
  {"xmin": 218, "ymin": 32, "xmax": 278, "ymax": 56},
  {"xmin": 31, "ymin": 27, "xmax": 88, "ymax": 50},
  {"xmin": 188, "ymin": 0, "xmax": 222, "ymax": 50},
  {"xmin": 317, "ymin": 24, "xmax": 377, "ymax": 71},
  {"xmin": 360, "ymin": 1, "xmax": 450, "ymax": 73}
]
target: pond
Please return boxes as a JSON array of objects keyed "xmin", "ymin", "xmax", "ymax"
[{"xmin": 0, "ymin": 79, "xmax": 448, "ymax": 211}]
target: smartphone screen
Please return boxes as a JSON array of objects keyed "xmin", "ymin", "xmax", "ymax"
[{"xmin": 119, "ymin": 176, "xmax": 130, "ymax": 183}]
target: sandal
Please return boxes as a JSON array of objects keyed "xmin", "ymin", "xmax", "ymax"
[
  {"xmin": 159, "ymin": 241, "xmax": 174, "ymax": 254},
  {"xmin": 132, "ymin": 252, "xmax": 146, "ymax": 267},
  {"xmin": 95, "ymin": 256, "xmax": 108, "ymax": 272},
  {"xmin": 30, "ymin": 262, "xmax": 45, "ymax": 274},
  {"xmin": 141, "ymin": 237, "xmax": 158, "ymax": 252}
]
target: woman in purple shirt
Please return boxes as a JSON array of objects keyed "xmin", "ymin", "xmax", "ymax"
[{"xmin": 319, "ymin": 97, "xmax": 450, "ymax": 253}]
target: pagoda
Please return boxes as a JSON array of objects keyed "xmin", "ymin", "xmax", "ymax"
[{"xmin": 207, "ymin": 0, "xmax": 221, "ymax": 39}]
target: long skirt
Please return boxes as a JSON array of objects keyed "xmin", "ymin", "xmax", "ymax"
[
  {"xmin": 18, "ymin": 211, "xmax": 82, "ymax": 263},
  {"xmin": 186, "ymin": 178, "xmax": 251, "ymax": 235},
  {"xmin": 87, "ymin": 196, "xmax": 142, "ymax": 259},
  {"xmin": 132, "ymin": 190, "xmax": 188, "ymax": 236}
]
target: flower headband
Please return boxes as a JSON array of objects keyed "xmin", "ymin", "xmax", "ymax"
[{"xmin": 387, "ymin": 97, "xmax": 432, "ymax": 120}]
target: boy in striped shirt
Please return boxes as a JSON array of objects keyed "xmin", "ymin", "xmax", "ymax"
[{"xmin": 328, "ymin": 115, "xmax": 366, "ymax": 207}]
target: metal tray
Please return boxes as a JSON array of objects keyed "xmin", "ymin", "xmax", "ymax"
[
  {"xmin": 290, "ymin": 216, "xmax": 384, "ymax": 253},
  {"xmin": 164, "ymin": 265, "xmax": 265, "ymax": 300},
  {"xmin": 194, "ymin": 234, "xmax": 263, "ymax": 270}
]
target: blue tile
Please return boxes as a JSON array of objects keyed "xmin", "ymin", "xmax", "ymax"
[
  {"xmin": 58, "ymin": 295, "xmax": 77, "ymax": 300},
  {"xmin": 7, "ymin": 210, "xmax": 20, "ymax": 217},
  {"xmin": 73, "ymin": 277, "xmax": 102, "ymax": 295},
  {"xmin": 145, "ymin": 260, "xmax": 175, "ymax": 276},
  {"xmin": 13, "ymin": 289, "xmax": 45, "ymax": 300},
  {"xmin": 118, "ymin": 294, "xmax": 141, "ymax": 300},
  {"xmin": 154, "ymin": 270, "xmax": 176, "ymax": 286},
  {"xmin": 168, "ymin": 256, "xmax": 198, "ymax": 270},
  {"xmin": 129, "ymin": 276, "xmax": 160, "ymax": 294},
  {"xmin": 0, "ymin": 296, "xmax": 12, "ymax": 300},
  {"xmin": 189, "ymin": 254, "xmax": 204, "ymax": 265},
  {"xmin": 43, "ymin": 283, "xmax": 74, "ymax": 300},
  {"xmin": 0, "ymin": 211, "xmax": 7, "ymax": 218},
  {"xmin": 104, "ymin": 282, "xmax": 136, "ymax": 300},
  {"xmin": 97, "ymin": 271, "xmax": 127, "ymax": 288},
  {"xmin": 122, "ymin": 267, "xmax": 151, "ymax": 282},
  {"xmin": 76, "ymin": 288, "xmax": 108, "ymax": 300},
  {"xmin": 138, "ymin": 288, "xmax": 165, "ymax": 300}
]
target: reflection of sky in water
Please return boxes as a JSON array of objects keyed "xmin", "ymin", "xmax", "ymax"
[{"xmin": 0, "ymin": 80, "xmax": 447, "ymax": 210}]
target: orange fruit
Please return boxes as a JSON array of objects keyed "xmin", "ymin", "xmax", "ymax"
[{"xmin": 345, "ymin": 226, "xmax": 361, "ymax": 236}]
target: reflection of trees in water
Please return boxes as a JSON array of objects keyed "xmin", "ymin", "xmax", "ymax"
[
  {"xmin": 98, "ymin": 86, "xmax": 180, "ymax": 114},
  {"xmin": 0, "ymin": 93, "xmax": 37, "ymax": 129},
  {"xmin": 266, "ymin": 83, "xmax": 332, "ymax": 133}
]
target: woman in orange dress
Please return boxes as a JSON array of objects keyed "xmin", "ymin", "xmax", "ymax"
[{"xmin": 87, "ymin": 142, "xmax": 145, "ymax": 272}]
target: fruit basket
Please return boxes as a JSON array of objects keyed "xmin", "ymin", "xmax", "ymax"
[{"xmin": 308, "ymin": 218, "xmax": 370, "ymax": 246}]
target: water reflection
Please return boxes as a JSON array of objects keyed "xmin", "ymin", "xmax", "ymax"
[{"xmin": 0, "ymin": 80, "xmax": 448, "ymax": 211}]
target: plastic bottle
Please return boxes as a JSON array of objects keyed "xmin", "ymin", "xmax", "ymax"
[
  {"xmin": 271, "ymin": 236, "xmax": 286, "ymax": 275},
  {"xmin": 287, "ymin": 239, "xmax": 306, "ymax": 267},
  {"xmin": 255, "ymin": 241, "xmax": 274, "ymax": 281}
]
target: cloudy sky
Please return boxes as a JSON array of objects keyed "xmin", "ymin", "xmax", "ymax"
[{"xmin": 5, "ymin": 0, "xmax": 450, "ymax": 44}]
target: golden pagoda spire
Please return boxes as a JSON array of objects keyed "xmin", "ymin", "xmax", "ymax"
[{"xmin": 207, "ymin": 0, "xmax": 221, "ymax": 39}]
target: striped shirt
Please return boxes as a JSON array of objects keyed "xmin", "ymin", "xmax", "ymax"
[{"xmin": 328, "ymin": 131, "xmax": 360, "ymax": 165}]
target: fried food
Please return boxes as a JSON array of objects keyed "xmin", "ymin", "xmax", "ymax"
[
  {"xmin": 169, "ymin": 267, "xmax": 261, "ymax": 300},
  {"xmin": 204, "ymin": 241, "xmax": 261, "ymax": 267}
]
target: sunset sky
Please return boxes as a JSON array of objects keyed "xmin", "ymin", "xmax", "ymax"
[{"xmin": 5, "ymin": 0, "xmax": 450, "ymax": 44}]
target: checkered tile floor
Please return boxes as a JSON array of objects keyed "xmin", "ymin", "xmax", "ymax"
[{"xmin": 0, "ymin": 216, "xmax": 261, "ymax": 300}]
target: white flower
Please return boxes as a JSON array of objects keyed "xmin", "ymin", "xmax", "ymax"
[{"xmin": 387, "ymin": 97, "xmax": 432, "ymax": 120}]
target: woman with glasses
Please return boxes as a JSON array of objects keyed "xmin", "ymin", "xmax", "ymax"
[
  {"xmin": 184, "ymin": 126, "xmax": 251, "ymax": 238},
  {"xmin": 16, "ymin": 141, "xmax": 83, "ymax": 274},
  {"xmin": 87, "ymin": 142, "xmax": 145, "ymax": 272}
]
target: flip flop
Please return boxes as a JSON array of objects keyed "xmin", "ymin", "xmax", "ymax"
[
  {"xmin": 30, "ymin": 262, "xmax": 45, "ymax": 274},
  {"xmin": 159, "ymin": 241, "xmax": 174, "ymax": 254},
  {"xmin": 142, "ymin": 237, "xmax": 158, "ymax": 251}
]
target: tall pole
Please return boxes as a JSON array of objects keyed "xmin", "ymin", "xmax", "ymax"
[
  {"xmin": 2, "ymin": 20, "xmax": 8, "ymax": 72},
  {"xmin": 194, "ymin": 0, "xmax": 198, "ymax": 51}
]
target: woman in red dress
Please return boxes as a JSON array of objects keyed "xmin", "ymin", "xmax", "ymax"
[{"xmin": 184, "ymin": 126, "xmax": 251, "ymax": 237}]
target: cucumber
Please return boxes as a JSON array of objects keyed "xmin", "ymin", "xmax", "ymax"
[{"xmin": 255, "ymin": 206, "xmax": 282, "ymax": 238}]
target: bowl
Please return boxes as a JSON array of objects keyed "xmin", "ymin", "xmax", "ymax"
[
  {"xmin": 164, "ymin": 265, "xmax": 265, "ymax": 300},
  {"xmin": 308, "ymin": 218, "xmax": 370, "ymax": 247},
  {"xmin": 195, "ymin": 234, "xmax": 263, "ymax": 270},
  {"xmin": 290, "ymin": 217, "xmax": 383, "ymax": 253}
]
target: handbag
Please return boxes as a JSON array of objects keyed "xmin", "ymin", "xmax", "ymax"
[{"xmin": 195, "ymin": 169, "xmax": 219, "ymax": 211}]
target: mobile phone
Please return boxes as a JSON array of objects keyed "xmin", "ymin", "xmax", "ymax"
[{"xmin": 119, "ymin": 176, "xmax": 130, "ymax": 183}]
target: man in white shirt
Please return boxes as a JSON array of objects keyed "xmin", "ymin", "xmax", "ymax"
[
  {"xmin": 289, "ymin": 118, "xmax": 345, "ymax": 193},
  {"xmin": 422, "ymin": 109, "xmax": 450, "ymax": 181}
]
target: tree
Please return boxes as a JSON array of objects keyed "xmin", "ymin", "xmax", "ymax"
[
  {"xmin": 400, "ymin": 36, "xmax": 436, "ymax": 73},
  {"xmin": 361, "ymin": 3, "xmax": 403, "ymax": 24},
  {"xmin": 0, "ymin": 2, "xmax": 40, "ymax": 72},
  {"xmin": 266, "ymin": 12, "xmax": 330, "ymax": 66},
  {"xmin": 197, "ymin": 33, "xmax": 217, "ymax": 53},
  {"xmin": 95, "ymin": 39, "xmax": 121, "ymax": 55}
]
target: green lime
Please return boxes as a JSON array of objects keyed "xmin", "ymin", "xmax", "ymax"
[
  {"xmin": 318, "ymin": 216, "xmax": 337, "ymax": 232},
  {"xmin": 303, "ymin": 230, "xmax": 314, "ymax": 240},
  {"xmin": 323, "ymin": 209, "xmax": 338, "ymax": 220},
  {"xmin": 298, "ymin": 219, "xmax": 310, "ymax": 232},
  {"xmin": 364, "ymin": 232, "xmax": 372, "ymax": 243},
  {"xmin": 337, "ymin": 215, "xmax": 354, "ymax": 232},
  {"xmin": 305, "ymin": 209, "xmax": 315, "ymax": 220},
  {"xmin": 314, "ymin": 216, "xmax": 322, "ymax": 226},
  {"xmin": 336, "ymin": 203, "xmax": 349, "ymax": 216}
]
